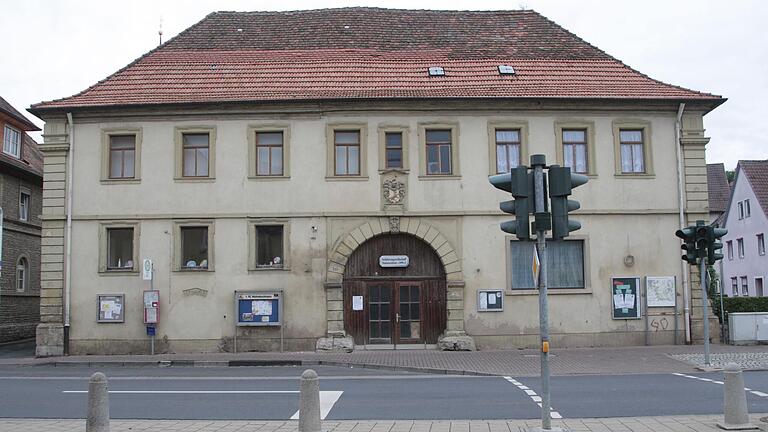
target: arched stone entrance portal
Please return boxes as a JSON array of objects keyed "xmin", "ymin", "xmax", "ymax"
[{"xmin": 342, "ymin": 234, "xmax": 447, "ymax": 345}]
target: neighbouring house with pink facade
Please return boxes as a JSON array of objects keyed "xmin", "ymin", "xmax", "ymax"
[{"xmin": 722, "ymin": 160, "xmax": 768, "ymax": 297}]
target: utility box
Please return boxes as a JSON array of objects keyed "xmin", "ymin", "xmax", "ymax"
[{"xmin": 728, "ymin": 312, "xmax": 768, "ymax": 344}]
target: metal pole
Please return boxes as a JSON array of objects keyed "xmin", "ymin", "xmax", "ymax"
[
  {"xmin": 150, "ymin": 263, "xmax": 155, "ymax": 356},
  {"xmin": 701, "ymin": 258, "xmax": 710, "ymax": 366},
  {"xmin": 533, "ymin": 162, "xmax": 551, "ymax": 430}
]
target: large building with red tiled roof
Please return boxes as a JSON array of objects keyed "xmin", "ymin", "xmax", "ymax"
[
  {"xmin": 1, "ymin": 96, "xmax": 43, "ymax": 342},
  {"xmin": 30, "ymin": 8, "xmax": 723, "ymax": 355}
]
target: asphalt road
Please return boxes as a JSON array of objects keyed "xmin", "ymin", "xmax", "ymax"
[{"xmin": 0, "ymin": 365, "xmax": 767, "ymax": 420}]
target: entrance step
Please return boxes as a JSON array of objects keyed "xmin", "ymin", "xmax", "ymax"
[{"xmin": 359, "ymin": 344, "xmax": 438, "ymax": 350}]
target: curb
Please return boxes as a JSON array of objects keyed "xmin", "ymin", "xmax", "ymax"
[{"xmin": 13, "ymin": 358, "xmax": 500, "ymax": 376}]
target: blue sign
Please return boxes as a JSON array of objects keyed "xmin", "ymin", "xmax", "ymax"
[
  {"xmin": 146, "ymin": 325, "xmax": 156, "ymax": 336},
  {"xmin": 235, "ymin": 291, "xmax": 282, "ymax": 326}
]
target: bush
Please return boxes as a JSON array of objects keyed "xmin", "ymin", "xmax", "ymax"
[{"xmin": 710, "ymin": 296, "xmax": 768, "ymax": 324}]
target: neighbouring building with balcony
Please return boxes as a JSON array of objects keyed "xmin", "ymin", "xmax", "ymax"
[{"xmin": 29, "ymin": 8, "xmax": 724, "ymax": 355}]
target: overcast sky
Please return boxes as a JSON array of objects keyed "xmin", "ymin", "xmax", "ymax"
[{"xmin": 2, "ymin": 0, "xmax": 766, "ymax": 170}]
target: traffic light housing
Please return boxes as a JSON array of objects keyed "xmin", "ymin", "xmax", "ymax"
[
  {"xmin": 675, "ymin": 226, "xmax": 698, "ymax": 265},
  {"xmin": 548, "ymin": 165, "xmax": 588, "ymax": 240},
  {"xmin": 707, "ymin": 225, "xmax": 728, "ymax": 264},
  {"xmin": 490, "ymin": 165, "xmax": 533, "ymax": 240}
]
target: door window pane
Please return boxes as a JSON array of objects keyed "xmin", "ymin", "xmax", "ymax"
[
  {"xmin": 107, "ymin": 228, "xmax": 134, "ymax": 270},
  {"xmin": 181, "ymin": 227, "xmax": 208, "ymax": 269},
  {"xmin": 256, "ymin": 225, "xmax": 284, "ymax": 267}
]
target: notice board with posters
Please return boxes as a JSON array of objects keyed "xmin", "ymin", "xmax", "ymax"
[
  {"xmin": 97, "ymin": 294, "xmax": 125, "ymax": 323},
  {"xmin": 612, "ymin": 277, "xmax": 641, "ymax": 319},
  {"xmin": 235, "ymin": 290, "xmax": 282, "ymax": 326}
]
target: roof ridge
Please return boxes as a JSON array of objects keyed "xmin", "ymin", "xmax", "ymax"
[{"xmin": 211, "ymin": 7, "xmax": 536, "ymax": 15}]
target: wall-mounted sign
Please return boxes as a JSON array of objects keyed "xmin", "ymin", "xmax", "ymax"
[
  {"xmin": 97, "ymin": 294, "xmax": 125, "ymax": 323},
  {"xmin": 142, "ymin": 259, "xmax": 153, "ymax": 280},
  {"xmin": 646, "ymin": 276, "xmax": 676, "ymax": 307},
  {"xmin": 352, "ymin": 295, "xmax": 364, "ymax": 311},
  {"xmin": 235, "ymin": 291, "xmax": 282, "ymax": 326},
  {"xmin": 477, "ymin": 290, "xmax": 503, "ymax": 312},
  {"xmin": 379, "ymin": 255, "xmax": 409, "ymax": 268},
  {"xmin": 612, "ymin": 277, "xmax": 641, "ymax": 319}
]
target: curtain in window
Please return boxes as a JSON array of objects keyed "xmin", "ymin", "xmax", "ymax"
[{"xmin": 509, "ymin": 240, "xmax": 584, "ymax": 289}]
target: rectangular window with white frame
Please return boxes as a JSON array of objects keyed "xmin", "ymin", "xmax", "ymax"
[
  {"xmin": 334, "ymin": 130, "xmax": 361, "ymax": 176},
  {"xmin": 385, "ymin": 132, "xmax": 404, "ymax": 170},
  {"xmin": 745, "ymin": 199, "xmax": 751, "ymax": 218},
  {"xmin": 731, "ymin": 277, "xmax": 738, "ymax": 296},
  {"xmin": 108, "ymin": 135, "xmax": 136, "ymax": 179},
  {"xmin": 426, "ymin": 129, "xmax": 453, "ymax": 175},
  {"xmin": 738, "ymin": 238, "xmax": 745, "ymax": 258},
  {"xmin": 741, "ymin": 276, "xmax": 749, "ymax": 296},
  {"xmin": 19, "ymin": 190, "xmax": 30, "ymax": 221},
  {"xmin": 727, "ymin": 240, "xmax": 733, "ymax": 260},
  {"xmin": 562, "ymin": 129, "xmax": 588, "ymax": 174},
  {"xmin": 758, "ymin": 234, "xmax": 765, "ymax": 256},
  {"xmin": 619, "ymin": 129, "xmax": 645, "ymax": 173},
  {"xmin": 495, "ymin": 129, "xmax": 521, "ymax": 174},
  {"xmin": 255, "ymin": 131, "xmax": 284, "ymax": 176},
  {"xmin": 508, "ymin": 239, "xmax": 585, "ymax": 290},
  {"xmin": 738, "ymin": 201, "xmax": 744, "ymax": 219},
  {"xmin": 99, "ymin": 222, "xmax": 139, "ymax": 274},
  {"xmin": 3, "ymin": 125, "xmax": 21, "ymax": 158},
  {"xmin": 182, "ymin": 133, "xmax": 210, "ymax": 177}
]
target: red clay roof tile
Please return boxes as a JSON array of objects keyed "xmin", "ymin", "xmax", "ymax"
[{"xmin": 30, "ymin": 8, "xmax": 723, "ymax": 112}]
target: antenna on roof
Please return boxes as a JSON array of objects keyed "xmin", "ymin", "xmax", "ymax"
[{"xmin": 158, "ymin": 17, "xmax": 164, "ymax": 45}]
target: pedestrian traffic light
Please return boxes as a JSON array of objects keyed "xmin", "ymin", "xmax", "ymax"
[
  {"xmin": 489, "ymin": 165, "xmax": 533, "ymax": 240},
  {"xmin": 707, "ymin": 225, "xmax": 728, "ymax": 264},
  {"xmin": 675, "ymin": 226, "xmax": 698, "ymax": 265},
  {"xmin": 547, "ymin": 165, "xmax": 588, "ymax": 240}
]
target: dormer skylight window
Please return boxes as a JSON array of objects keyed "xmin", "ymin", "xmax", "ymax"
[
  {"xmin": 428, "ymin": 66, "xmax": 445, "ymax": 76},
  {"xmin": 498, "ymin": 65, "xmax": 516, "ymax": 75}
]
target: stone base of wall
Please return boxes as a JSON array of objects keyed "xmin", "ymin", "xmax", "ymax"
[
  {"xmin": 36, "ymin": 323, "xmax": 64, "ymax": 357},
  {"xmin": 472, "ymin": 330, "xmax": 682, "ymax": 350},
  {"xmin": 68, "ymin": 337, "xmax": 318, "ymax": 355}
]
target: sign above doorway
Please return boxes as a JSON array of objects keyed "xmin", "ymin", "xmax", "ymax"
[{"xmin": 379, "ymin": 255, "xmax": 409, "ymax": 268}]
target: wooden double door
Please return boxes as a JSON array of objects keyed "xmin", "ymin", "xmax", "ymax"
[{"xmin": 344, "ymin": 278, "xmax": 446, "ymax": 345}]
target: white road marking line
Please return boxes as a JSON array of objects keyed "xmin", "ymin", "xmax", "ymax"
[
  {"xmin": 672, "ymin": 373, "xmax": 768, "ymax": 397},
  {"xmin": 503, "ymin": 377, "xmax": 563, "ymax": 419},
  {"xmin": 63, "ymin": 390, "xmax": 299, "ymax": 394},
  {"xmin": 290, "ymin": 391, "xmax": 344, "ymax": 420}
]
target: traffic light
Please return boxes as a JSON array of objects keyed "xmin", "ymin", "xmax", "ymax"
[
  {"xmin": 547, "ymin": 165, "xmax": 588, "ymax": 240},
  {"xmin": 675, "ymin": 226, "xmax": 698, "ymax": 265},
  {"xmin": 489, "ymin": 165, "xmax": 533, "ymax": 240},
  {"xmin": 707, "ymin": 225, "xmax": 728, "ymax": 264},
  {"xmin": 695, "ymin": 223, "xmax": 709, "ymax": 261}
]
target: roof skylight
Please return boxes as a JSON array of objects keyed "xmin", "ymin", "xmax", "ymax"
[
  {"xmin": 498, "ymin": 65, "xmax": 516, "ymax": 75},
  {"xmin": 428, "ymin": 66, "xmax": 445, "ymax": 76}
]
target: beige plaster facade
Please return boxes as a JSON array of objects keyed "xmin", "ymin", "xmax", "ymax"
[{"xmin": 34, "ymin": 102, "xmax": 716, "ymax": 354}]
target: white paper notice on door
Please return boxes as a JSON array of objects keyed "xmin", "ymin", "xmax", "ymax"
[{"xmin": 352, "ymin": 296, "xmax": 364, "ymax": 311}]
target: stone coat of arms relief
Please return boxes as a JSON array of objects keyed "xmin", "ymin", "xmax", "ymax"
[{"xmin": 381, "ymin": 173, "xmax": 407, "ymax": 211}]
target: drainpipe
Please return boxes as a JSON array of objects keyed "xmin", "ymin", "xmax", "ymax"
[
  {"xmin": 674, "ymin": 103, "xmax": 691, "ymax": 344},
  {"xmin": 64, "ymin": 113, "xmax": 75, "ymax": 354}
]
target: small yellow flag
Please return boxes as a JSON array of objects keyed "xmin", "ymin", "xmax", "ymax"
[{"xmin": 532, "ymin": 246, "xmax": 540, "ymax": 285}]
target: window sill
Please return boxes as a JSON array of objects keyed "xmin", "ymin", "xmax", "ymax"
[
  {"xmin": 247, "ymin": 175, "xmax": 290, "ymax": 181},
  {"xmin": 101, "ymin": 178, "xmax": 141, "ymax": 185},
  {"xmin": 379, "ymin": 168, "xmax": 409, "ymax": 174},
  {"xmin": 506, "ymin": 288, "xmax": 592, "ymax": 296},
  {"xmin": 249, "ymin": 266, "xmax": 291, "ymax": 272},
  {"xmin": 614, "ymin": 173, "xmax": 655, "ymax": 179},
  {"xmin": 99, "ymin": 269, "xmax": 138, "ymax": 276},
  {"xmin": 176, "ymin": 268, "xmax": 214, "ymax": 273},
  {"xmin": 325, "ymin": 176, "xmax": 369, "ymax": 181},
  {"xmin": 418, "ymin": 174, "xmax": 461, "ymax": 180},
  {"xmin": 174, "ymin": 177, "xmax": 216, "ymax": 183}
]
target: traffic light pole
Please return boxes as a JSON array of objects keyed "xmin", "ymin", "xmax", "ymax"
[
  {"xmin": 533, "ymin": 162, "xmax": 552, "ymax": 430},
  {"xmin": 700, "ymin": 258, "xmax": 711, "ymax": 366}
]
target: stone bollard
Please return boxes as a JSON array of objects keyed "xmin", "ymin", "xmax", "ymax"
[
  {"xmin": 299, "ymin": 369, "xmax": 321, "ymax": 432},
  {"xmin": 716, "ymin": 363, "xmax": 757, "ymax": 430},
  {"xmin": 86, "ymin": 372, "xmax": 110, "ymax": 432}
]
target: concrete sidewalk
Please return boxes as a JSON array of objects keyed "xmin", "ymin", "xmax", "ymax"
[
  {"xmin": 4, "ymin": 344, "xmax": 768, "ymax": 376},
  {"xmin": 1, "ymin": 416, "xmax": 767, "ymax": 432}
]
